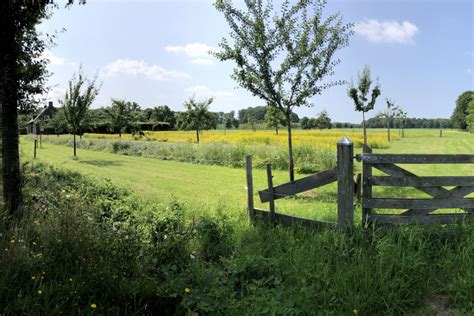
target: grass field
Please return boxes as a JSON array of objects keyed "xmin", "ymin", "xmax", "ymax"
[
  {"xmin": 20, "ymin": 128, "xmax": 474, "ymax": 222},
  {"xmin": 11, "ymin": 129, "xmax": 474, "ymax": 314}
]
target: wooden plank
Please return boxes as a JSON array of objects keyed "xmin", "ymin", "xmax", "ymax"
[
  {"xmin": 369, "ymin": 176, "xmax": 474, "ymax": 187},
  {"xmin": 364, "ymin": 197, "xmax": 474, "ymax": 209},
  {"xmin": 266, "ymin": 163, "xmax": 275, "ymax": 223},
  {"xmin": 355, "ymin": 173, "xmax": 361, "ymax": 200},
  {"xmin": 372, "ymin": 163, "xmax": 450, "ymax": 215},
  {"xmin": 254, "ymin": 208, "xmax": 336, "ymax": 229},
  {"xmin": 361, "ymin": 154, "xmax": 474, "ymax": 164},
  {"xmin": 362, "ymin": 145, "xmax": 372, "ymax": 226},
  {"xmin": 258, "ymin": 168, "xmax": 337, "ymax": 203},
  {"xmin": 245, "ymin": 156, "xmax": 255, "ymax": 223},
  {"xmin": 337, "ymin": 137, "xmax": 354, "ymax": 228},
  {"xmin": 368, "ymin": 214, "xmax": 473, "ymax": 225}
]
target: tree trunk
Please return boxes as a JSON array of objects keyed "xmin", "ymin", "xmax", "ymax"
[
  {"xmin": 0, "ymin": 1, "xmax": 22, "ymax": 215},
  {"xmin": 362, "ymin": 111, "xmax": 367, "ymax": 146},
  {"xmin": 73, "ymin": 132, "xmax": 77, "ymax": 157},
  {"xmin": 275, "ymin": 125, "xmax": 278, "ymax": 135},
  {"xmin": 119, "ymin": 132, "xmax": 121, "ymax": 138},
  {"xmin": 286, "ymin": 113, "xmax": 295, "ymax": 182},
  {"xmin": 387, "ymin": 117, "xmax": 391, "ymax": 142},
  {"xmin": 196, "ymin": 128, "xmax": 200, "ymax": 143}
]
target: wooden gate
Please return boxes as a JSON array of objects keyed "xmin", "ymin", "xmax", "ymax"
[
  {"xmin": 358, "ymin": 153, "xmax": 474, "ymax": 225},
  {"xmin": 245, "ymin": 137, "xmax": 356, "ymax": 229}
]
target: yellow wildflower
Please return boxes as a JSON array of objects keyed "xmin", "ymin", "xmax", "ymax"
[
  {"xmin": 37, "ymin": 290, "xmax": 42, "ymax": 295},
  {"xmin": 184, "ymin": 288, "xmax": 191, "ymax": 293},
  {"xmin": 91, "ymin": 303, "xmax": 97, "ymax": 309},
  {"xmin": 353, "ymin": 309, "xmax": 358, "ymax": 315}
]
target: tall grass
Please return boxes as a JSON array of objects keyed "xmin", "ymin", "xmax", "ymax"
[
  {"xmin": 26, "ymin": 135, "xmax": 337, "ymax": 174},
  {"xmin": 0, "ymin": 164, "xmax": 472, "ymax": 313}
]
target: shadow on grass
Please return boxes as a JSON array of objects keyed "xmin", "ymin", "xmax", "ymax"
[{"xmin": 78, "ymin": 159, "xmax": 123, "ymax": 167}]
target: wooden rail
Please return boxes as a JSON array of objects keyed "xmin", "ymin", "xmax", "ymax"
[
  {"xmin": 246, "ymin": 137, "xmax": 355, "ymax": 229},
  {"xmin": 359, "ymin": 153, "xmax": 474, "ymax": 226}
]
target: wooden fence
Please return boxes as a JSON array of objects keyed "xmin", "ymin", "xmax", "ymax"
[
  {"xmin": 357, "ymin": 151, "xmax": 474, "ymax": 225},
  {"xmin": 246, "ymin": 137, "xmax": 356, "ymax": 229}
]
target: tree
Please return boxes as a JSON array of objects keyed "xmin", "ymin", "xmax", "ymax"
[
  {"xmin": 348, "ymin": 65, "xmax": 381, "ymax": 147},
  {"xmin": 301, "ymin": 117, "xmax": 310, "ymax": 129},
  {"xmin": 105, "ymin": 99, "xmax": 134, "ymax": 138},
  {"xmin": 396, "ymin": 108, "xmax": 407, "ymax": 138},
  {"xmin": 246, "ymin": 113, "xmax": 258, "ymax": 131},
  {"xmin": 61, "ymin": 67, "xmax": 100, "ymax": 157},
  {"xmin": 214, "ymin": 0, "xmax": 352, "ymax": 181},
  {"xmin": 467, "ymin": 99, "xmax": 474, "ymax": 133},
  {"xmin": 264, "ymin": 106, "xmax": 286, "ymax": 134},
  {"xmin": 451, "ymin": 91, "xmax": 473, "ymax": 130},
  {"xmin": 382, "ymin": 99, "xmax": 399, "ymax": 142},
  {"xmin": 179, "ymin": 96, "xmax": 214, "ymax": 143},
  {"xmin": 314, "ymin": 110, "xmax": 332, "ymax": 129},
  {"xmin": 46, "ymin": 107, "xmax": 69, "ymax": 135},
  {"xmin": 152, "ymin": 105, "xmax": 176, "ymax": 128},
  {"xmin": 1, "ymin": 1, "xmax": 50, "ymax": 214}
]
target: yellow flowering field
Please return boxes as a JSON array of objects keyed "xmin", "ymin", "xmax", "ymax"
[{"xmin": 85, "ymin": 129, "xmax": 399, "ymax": 149}]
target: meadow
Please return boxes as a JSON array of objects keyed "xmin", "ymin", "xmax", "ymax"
[
  {"xmin": 21, "ymin": 128, "xmax": 474, "ymax": 222},
  {"xmin": 7, "ymin": 128, "xmax": 474, "ymax": 313}
]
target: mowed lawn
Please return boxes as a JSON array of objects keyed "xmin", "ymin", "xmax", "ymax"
[
  {"xmin": 20, "ymin": 129, "xmax": 474, "ymax": 221},
  {"xmin": 20, "ymin": 139, "xmax": 340, "ymax": 221}
]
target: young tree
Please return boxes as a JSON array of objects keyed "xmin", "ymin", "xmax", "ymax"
[
  {"xmin": 61, "ymin": 68, "xmax": 100, "ymax": 157},
  {"xmin": 246, "ymin": 113, "xmax": 258, "ymax": 132},
  {"xmin": 348, "ymin": 65, "xmax": 381, "ymax": 147},
  {"xmin": 105, "ymin": 99, "xmax": 133, "ymax": 138},
  {"xmin": 179, "ymin": 96, "xmax": 214, "ymax": 143},
  {"xmin": 264, "ymin": 106, "xmax": 286, "ymax": 134},
  {"xmin": 397, "ymin": 109, "xmax": 408, "ymax": 138},
  {"xmin": 382, "ymin": 99, "xmax": 399, "ymax": 142},
  {"xmin": 213, "ymin": 0, "xmax": 352, "ymax": 181},
  {"xmin": 314, "ymin": 110, "xmax": 332, "ymax": 129}
]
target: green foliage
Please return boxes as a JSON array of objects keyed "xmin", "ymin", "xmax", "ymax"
[
  {"xmin": 178, "ymin": 96, "xmax": 216, "ymax": 142},
  {"xmin": 348, "ymin": 65, "xmax": 381, "ymax": 145},
  {"xmin": 214, "ymin": 0, "xmax": 352, "ymax": 180},
  {"xmin": 451, "ymin": 91, "xmax": 474, "ymax": 130},
  {"xmin": 60, "ymin": 66, "xmax": 100, "ymax": 134},
  {"xmin": 264, "ymin": 106, "xmax": 286, "ymax": 134},
  {"xmin": 30, "ymin": 135, "xmax": 337, "ymax": 174},
  {"xmin": 151, "ymin": 105, "xmax": 176, "ymax": 128},
  {"xmin": 1, "ymin": 163, "xmax": 473, "ymax": 314},
  {"xmin": 105, "ymin": 99, "xmax": 143, "ymax": 137},
  {"xmin": 465, "ymin": 98, "xmax": 474, "ymax": 132},
  {"xmin": 301, "ymin": 111, "xmax": 332, "ymax": 129}
]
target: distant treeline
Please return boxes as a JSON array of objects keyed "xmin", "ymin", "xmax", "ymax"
[{"xmin": 22, "ymin": 102, "xmax": 455, "ymax": 136}]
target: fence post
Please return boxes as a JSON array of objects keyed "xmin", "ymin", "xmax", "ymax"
[
  {"xmin": 245, "ymin": 156, "xmax": 255, "ymax": 223},
  {"xmin": 34, "ymin": 139, "xmax": 37, "ymax": 159},
  {"xmin": 337, "ymin": 137, "xmax": 354, "ymax": 228},
  {"xmin": 266, "ymin": 163, "xmax": 276, "ymax": 223}
]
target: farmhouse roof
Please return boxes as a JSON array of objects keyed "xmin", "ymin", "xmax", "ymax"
[{"xmin": 27, "ymin": 102, "xmax": 57, "ymax": 124}]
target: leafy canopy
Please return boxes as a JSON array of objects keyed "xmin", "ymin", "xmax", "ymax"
[
  {"xmin": 213, "ymin": 0, "xmax": 353, "ymax": 115},
  {"xmin": 60, "ymin": 67, "xmax": 100, "ymax": 133},
  {"xmin": 348, "ymin": 65, "xmax": 381, "ymax": 113}
]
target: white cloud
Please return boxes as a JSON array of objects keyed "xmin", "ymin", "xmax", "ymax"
[
  {"xmin": 354, "ymin": 19, "xmax": 419, "ymax": 44},
  {"xmin": 166, "ymin": 42, "xmax": 216, "ymax": 65},
  {"xmin": 186, "ymin": 85, "xmax": 235, "ymax": 98},
  {"xmin": 101, "ymin": 59, "xmax": 191, "ymax": 80}
]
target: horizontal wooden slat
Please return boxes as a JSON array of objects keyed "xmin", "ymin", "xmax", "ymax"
[
  {"xmin": 259, "ymin": 168, "xmax": 337, "ymax": 203},
  {"xmin": 361, "ymin": 154, "xmax": 474, "ymax": 164},
  {"xmin": 254, "ymin": 208, "xmax": 336, "ymax": 228},
  {"xmin": 368, "ymin": 214, "xmax": 473, "ymax": 225},
  {"xmin": 369, "ymin": 176, "xmax": 474, "ymax": 187},
  {"xmin": 364, "ymin": 198, "xmax": 474, "ymax": 209}
]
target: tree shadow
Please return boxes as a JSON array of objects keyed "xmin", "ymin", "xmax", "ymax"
[{"xmin": 78, "ymin": 160, "xmax": 123, "ymax": 167}]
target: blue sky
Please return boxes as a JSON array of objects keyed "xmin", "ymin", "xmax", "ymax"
[{"xmin": 39, "ymin": 0, "xmax": 473, "ymax": 123}]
